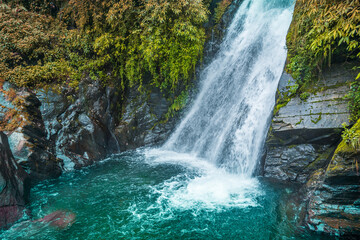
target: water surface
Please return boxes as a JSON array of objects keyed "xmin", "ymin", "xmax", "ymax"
[{"xmin": 1, "ymin": 150, "xmax": 330, "ymax": 239}]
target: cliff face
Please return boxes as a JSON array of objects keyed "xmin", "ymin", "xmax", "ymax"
[
  {"xmin": 306, "ymin": 134, "xmax": 360, "ymax": 236},
  {"xmin": 0, "ymin": 132, "xmax": 30, "ymax": 229},
  {"xmin": 264, "ymin": 9, "xmax": 360, "ymax": 236},
  {"xmin": 265, "ymin": 64, "xmax": 357, "ymax": 183}
]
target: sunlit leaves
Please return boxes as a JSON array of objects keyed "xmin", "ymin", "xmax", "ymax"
[
  {"xmin": 287, "ymin": 0, "xmax": 360, "ymax": 91},
  {"xmin": 94, "ymin": 0, "xmax": 209, "ymax": 93}
]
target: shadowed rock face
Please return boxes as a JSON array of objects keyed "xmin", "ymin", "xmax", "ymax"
[
  {"xmin": 0, "ymin": 132, "xmax": 30, "ymax": 229},
  {"xmin": 19, "ymin": 90, "xmax": 62, "ymax": 182},
  {"xmin": 115, "ymin": 87, "xmax": 175, "ymax": 151},
  {"xmin": 264, "ymin": 144, "xmax": 334, "ymax": 183},
  {"xmin": 36, "ymin": 79, "xmax": 123, "ymax": 169},
  {"xmin": 305, "ymin": 140, "xmax": 360, "ymax": 237}
]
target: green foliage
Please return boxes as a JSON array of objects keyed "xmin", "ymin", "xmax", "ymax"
[
  {"xmin": 60, "ymin": 0, "xmax": 113, "ymax": 31},
  {"xmin": 286, "ymin": 0, "xmax": 360, "ymax": 93},
  {"xmin": 0, "ymin": 4, "xmax": 65, "ymax": 87},
  {"xmin": 0, "ymin": 0, "xmax": 218, "ymax": 130},
  {"xmin": 273, "ymin": 82, "xmax": 299, "ymax": 115},
  {"xmin": 288, "ymin": 82, "xmax": 299, "ymax": 96},
  {"xmin": 214, "ymin": 0, "xmax": 233, "ymax": 24},
  {"xmin": 347, "ymin": 81, "xmax": 360, "ymax": 122},
  {"xmin": 341, "ymin": 122, "xmax": 360, "ymax": 150},
  {"xmin": 163, "ymin": 90, "xmax": 188, "ymax": 121},
  {"xmin": 300, "ymin": 92, "xmax": 310, "ymax": 101},
  {"xmin": 94, "ymin": 0, "xmax": 209, "ymax": 93},
  {"xmin": 0, "ymin": 3, "xmax": 98, "ymax": 89}
]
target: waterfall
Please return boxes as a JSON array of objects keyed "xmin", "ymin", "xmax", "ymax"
[{"xmin": 163, "ymin": 0, "xmax": 294, "ymax": 176}]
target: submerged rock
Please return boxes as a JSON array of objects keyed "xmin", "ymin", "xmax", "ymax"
[
  {"xmin": 0, "ymin": 132, "xmax": 30, "ymax": 229},
  {"xmin": 35, "ymin": 210, "xmax": 76, "ymax": 229}
]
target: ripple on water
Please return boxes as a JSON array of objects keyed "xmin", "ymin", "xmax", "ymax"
[{"xmin": 0, "ymin": 150, "xmax": 326, "ymax": 240}]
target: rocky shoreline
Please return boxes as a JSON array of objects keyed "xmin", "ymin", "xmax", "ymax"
[{"xmin": 264, "ymin": 63, "xmax": 360, "ymax": 237}]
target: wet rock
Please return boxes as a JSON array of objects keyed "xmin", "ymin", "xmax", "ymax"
[
  {"xmin": 203, "ymin": 0, "xmax": 242, "ymax": 62},
  {"xmin": 270, "ymin": 63, "xmax": 356, "ymax": 146},
  {"xmin": 265, "ymin": 63, "xmax": 360, "ymax": 237},
  {"xmin": 36, "ymin": 210, "xmax": 76, "ymax": 229},
  {"xmin": 20, "ymin": 90, "xmax": 62, "ymax": 181},
  {"xmin": 0, "ymin": 132, "xmax": 30, "ymax": 229},
  {"xmin": 115, "ymin": 87, "xmax": 175, "ymax": 151},
  {"xmin": 305, "ymin": 136, "xmax": 360, "ymax": 237},
  {"xmin": 7, "ymin": 130, "xmax": 29, "ymax": 164},
  {"xmin": 0, "ymin": 88, "xmax": 62, "ymax": 181},
  {"xmin": 264, "ymin": 144, "xmax": 334, "ymax": 183},
  {"xmin": 37, "ymin": 79, "xmax": 122, "ymax": 169},
  {"xmin": 264, "ymin": 63, "xmax": 357, "ymax": 183}
]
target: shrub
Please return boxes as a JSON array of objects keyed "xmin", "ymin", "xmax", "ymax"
[{"xmin": 286, "ymin": 0, "xmax": 360, "ymax": 92}]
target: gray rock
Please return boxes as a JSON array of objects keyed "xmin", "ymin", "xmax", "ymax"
[
  {"xmin": 115, "ymin": 87, "xmax": 175, "ymax": 151},
  {"xmin": 264, "ymin": 144, "xmax": 333, "ymax": 183},
  {"xmin": 270, "ymin": 63, "xmax": 357, "ymax": 146},
  {"xmin": 0, "ymin": 86, "xmax": 62, "ymax": 181},
  {"xmin": 305, "ymin": 144, "xmax": 360, "ymax": 236},
  {"xmin": 264, "ymin": 63, "xmax": 360, "ymax": 237},
  {"xmin": 36, "ymin": 79, "xmax": 122, "ymax": 169},
  {"xmin": 274, "ymin": 86, "xmax": 350, "ymax": 131}
]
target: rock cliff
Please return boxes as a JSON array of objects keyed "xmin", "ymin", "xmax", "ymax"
[
  {"xmin": 264, "ymin": 63, "xmax": 360, "ymax": 237},
  {"xmin": 0, "ymin": 132, "xmax": 30, "ymax": 229}
]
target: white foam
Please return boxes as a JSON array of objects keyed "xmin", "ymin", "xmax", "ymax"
[{"xmin": 144, "ymin": 149, "xmax": 262, "ymax": 210}]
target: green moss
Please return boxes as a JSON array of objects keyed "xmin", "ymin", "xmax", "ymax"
[
  {"xmin": 307, "ymin": 147, "xmax": 335, "ymax": 171},
  {"xmin": 273, "ymin": 101, "xmax": 289, "ymax": 115},
  {"xmin": 300, "ymin": 92, "xmax": 310, "ymax": 101},
  {"xmin": 295, "ymin": 118, "xmax": 303, "ymax": 125},
  {"xmin": 334, "ymin": 119, "xmax": 360, "ymax": 155},
  {"xmin": 311, "ymin": 113, "xmax": 322, "ymax": 124}
]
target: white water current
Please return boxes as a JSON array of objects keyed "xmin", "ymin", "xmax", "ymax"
[
  {"xmin": 146, "ymin": 0, "xmax": 294, "ymax": 209},
  {"xmin": 164, "ymin": 0, "xmax": 293, "ymax": 175}
]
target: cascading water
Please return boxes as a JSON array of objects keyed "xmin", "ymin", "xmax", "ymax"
[
  {"xmin": 164, "ymin": 0, "xmax": 294, "ymax": 176},
  {"xmin": 144, "ymin": 0, "xmax": 294, "ymax": 210},
  {"xmin": 2, "ymin": 1, "xmax": 310, "ymax": 239}
]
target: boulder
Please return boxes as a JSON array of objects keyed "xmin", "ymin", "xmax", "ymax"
[{"xmin": 0, "ymin": 132, "xmax": 30, "ymax": 229}]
